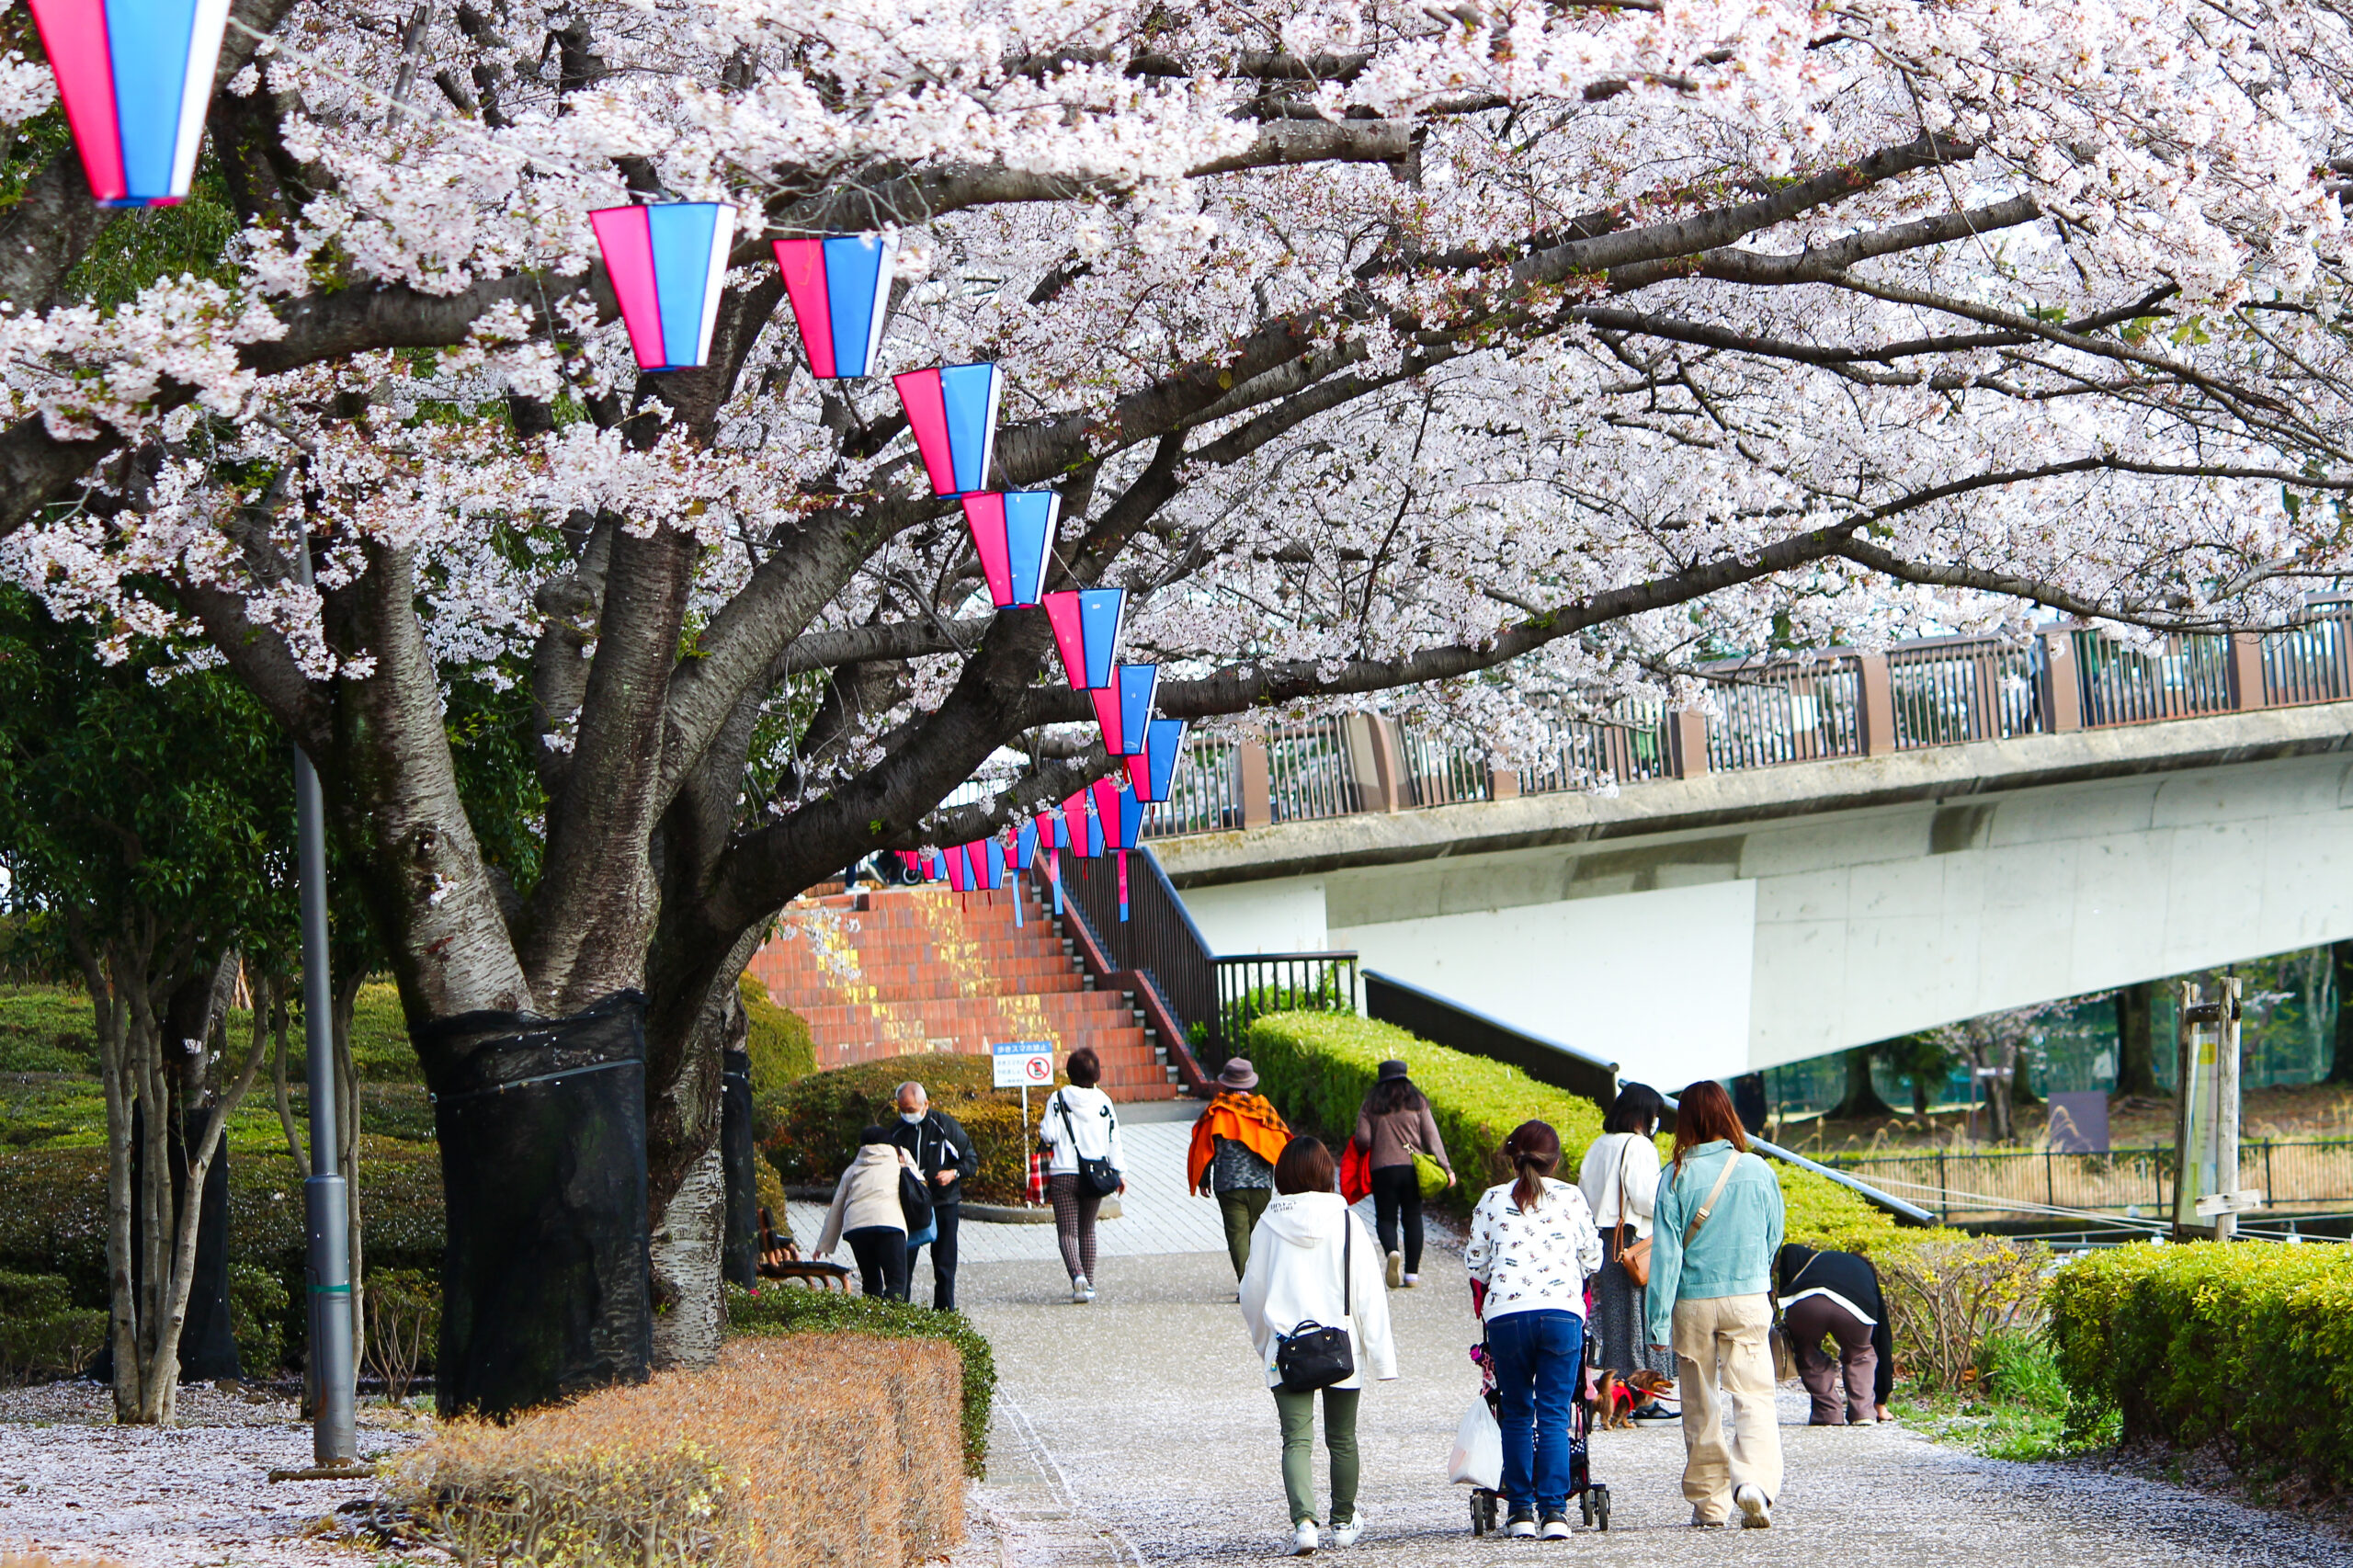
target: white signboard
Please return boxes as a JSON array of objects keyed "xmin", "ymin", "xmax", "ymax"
[{"xmin": 992, "ymin": 1040, "xmax": 1055, "ymax": 1089}]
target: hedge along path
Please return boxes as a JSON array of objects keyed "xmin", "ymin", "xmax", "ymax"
[
  {"xmin": 2051, "ymin": 1241, "xmax": 2353, "ymax": 1494},
  {"xmin": 390, "ymin": 1334, "xmax": 964, "ymax": 1568}
]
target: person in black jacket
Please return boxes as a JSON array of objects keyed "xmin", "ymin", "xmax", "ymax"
[
  {"xmin": 1774, "ymin": 1244, "xmax": 1894, "ymax": 1425},
  {"xmin": 892, "ymin": 1082, "xmax": 979, "ymax": 1311}
]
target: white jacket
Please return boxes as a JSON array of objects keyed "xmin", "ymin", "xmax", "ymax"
[
  {"xmin": 1038, "ymin": 1085, "xmax": 1125, "ymax": 1177},
  {"xmin": 816, "ymin": 1142, "xmax": 917, "ymax": 1256},
  {"xmin": 1239, "ymin": 1192, "xmax": 1397, "ymax": 1392},
  {"xmin": 1577, "ymin": 1131, "xmax": 1660, "ymax": 1240},
  {"xmin": 1464, "ymin": 1176, "xmax": 1604, "ymax": 1322}
]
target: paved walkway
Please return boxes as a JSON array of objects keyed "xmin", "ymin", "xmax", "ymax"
[{"xmin": 958, "ymin": 1244, "xmax": 2353, "ymax": 1568}]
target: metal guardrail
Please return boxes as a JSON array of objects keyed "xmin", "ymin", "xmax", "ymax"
[
  {"xmin": 1139, "ymin": 610, "xmax": 2353, "ymax": 838},
  {"xmin": 1213, "ymin": 951, "xmax": 1360, "ymax": 1059},
  {"xmin": 1815, "ymin": 1138, "xmax": 2353, "ymax": 1225}
]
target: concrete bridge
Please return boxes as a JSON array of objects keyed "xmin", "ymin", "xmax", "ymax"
[{"xmin": 1143, "ymin": 621, "xmax": 2353, "ymax": 1090}]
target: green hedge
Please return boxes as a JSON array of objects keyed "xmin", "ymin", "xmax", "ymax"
[
  {"xmin": 0, "ymin": 1138, "xmax": 445, "ymax": 1370},
  {"xmin": 0, "ymin": 1268, "xmax": 106, "ymax": 1382},
  {"xmin": 724, "ymin": 1284, "xmax": 996, "ymax": 1475},
  {"xmin": 1243, "ymin": 1012, "xmax": 1927, "ymax": 1255},
  {"xmin": 2050, "ymin": 1242, "xmax": 2353, "ymax": 1487},
  {"xmin": 741, "ymin": 974, "xmax": 815, "ymax": 1121}
]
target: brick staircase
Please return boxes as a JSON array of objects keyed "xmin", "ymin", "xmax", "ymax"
[{"xmin": 746, "ymin": 883, "xmax": 1182, "ymax": 1101}]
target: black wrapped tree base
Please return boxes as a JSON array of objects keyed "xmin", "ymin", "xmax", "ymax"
[
  {"xmin": 422, "ymin": 990, "xmax": 652, "ymax": 1421},
  {"xmin": 722, "ymin": 1045, "xmax": 757, "ymax": 1288}
]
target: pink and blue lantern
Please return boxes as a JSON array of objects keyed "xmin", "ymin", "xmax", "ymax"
[
  {"xmin": 1126, "ymin": 718, "xmax": 1187, "ymax": 803},
  {"xmin": 1088, "ymin": 663, "xmax": 1157, "ymax": 756},
  {"xmin": 961, "ymin": 491, "xmax": 1061, "ymax": 609},
  {"xmin": 773, "ymin": 233, "xmax": 895, "ymax": 379},
  {"xmin": 591, "ymin": 203, "xmax": 737, "ymax": 371},
  {"xmin": 1064, "ymin": 787, "xmax": 1104, "ymax": 858},
  {"xmin": 894, "ymin": 364, "xmax": 1003, "ymax": 497},
  {"xmin": 28, "ymin": 0, "xmax": 233, "ymax": 207},
  {"xmin": 1043, "ymin": 588, "xmax": 1126, "ymax": 690}
]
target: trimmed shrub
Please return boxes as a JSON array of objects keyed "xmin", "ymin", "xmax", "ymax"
[
  {"xmin": 366, "ymin": 1267, "xmax": 439, "ymax": 1403},
  {"xmin": 0, "ymin": 1269, "xmax": 105, "ymax": 1384},
  {"xmin": 724, "ymin": 1282, "xmax": 995, "ymax": 1475},
  {"xmin": 392, "ymin": 1334, "xmax": 964, "ymax": 1568},
  {"xmin": 740, "ymin": 974, "xmax": 815, "ymax": 1130},
  {"xmin": 763, "ymin": 1052, "xmax": 1061, "ymax": 1206},
  {"xmin": 228, "ymin": 1261, "xmax": 289, "ymax": 1375},
  {"xmin": 2049, "ymin": 1242, "xmax": 2353, "ymax": 1487}
]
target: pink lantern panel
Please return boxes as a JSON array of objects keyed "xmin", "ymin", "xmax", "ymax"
[{"xmin": 960, "ymin": 490, "xmax": 1061, "ymax": 609}]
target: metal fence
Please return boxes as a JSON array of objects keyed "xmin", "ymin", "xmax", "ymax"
[
  {"xmin": 1399, "ymin": 719, "xmax": 1490, "ymax": 808},
  {"xmin": 1889, "ymin": 636, "xmax": 2041, "ymax": 748},
  {"xmin": 1040, "ymin": 846, "xmax": 1220, "ymax": 1055},
  {"xmin": 1817, "ymin": 1138, "xmax": 2353, "ymax": 1225},
  {"xmin": 2073, "ymin": 630, "xmax": 2236, "ymax": 727},
  {"xmin": 1214, "ymin": 952, "xmax": 1361, "ymax": 1055},
  {"xmin": 1143, "ymin": 738, "xmax": 1244, "ymax": 839},
  {"xmin": 1266, "ymin": 716, "xmax": 1362, "ymax": 824},
  {"xmin": 1706, "ymin": 658, "xmax": 1862, "ymax": 770}
]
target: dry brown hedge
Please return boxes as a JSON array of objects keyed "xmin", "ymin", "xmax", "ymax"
[{"xmin": 392, "ymin": 1333, "xmax": 963, "ymax": 1568}]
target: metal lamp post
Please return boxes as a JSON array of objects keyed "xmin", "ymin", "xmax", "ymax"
[{"xmin": 291, "ymin": 538, "xmax": 357, "ymax": 1466}]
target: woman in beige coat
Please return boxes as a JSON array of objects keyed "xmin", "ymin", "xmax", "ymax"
[{"xmin": 816, "ymin": 1126, "xmax": 919, "ymax": 1300}]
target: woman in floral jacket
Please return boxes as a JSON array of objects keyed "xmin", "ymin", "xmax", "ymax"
[{"xmin": 1462, "ymin": 1120, "xmax": 1604, "ymax": 1540}]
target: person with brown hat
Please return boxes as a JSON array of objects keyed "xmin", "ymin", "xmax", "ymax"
[
  {"xmin": 1353, "ymin": 1059, "xmax": 1453, "ymax": 1288},
  {"xmin": 1188, "ymin": 1057, "xmax": 1292, "ymax": 1278}
]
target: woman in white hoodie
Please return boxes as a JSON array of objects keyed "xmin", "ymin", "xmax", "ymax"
[
  {"xmin": 816, "ymin": 1125, "xmax": 919, "ymax": 1300},
  {"xmin": 1240, "ymin": 1136, "xmax": 1397, "ymax": 1556}
]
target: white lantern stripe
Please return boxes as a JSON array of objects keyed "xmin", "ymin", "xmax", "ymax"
[{"xmin": 29, "ymin": 0, "xmax": 233, "ymax": 206}]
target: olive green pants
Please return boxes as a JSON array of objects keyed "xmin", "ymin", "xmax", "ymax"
[
  {"xmin": 1273, "ymin": 1385, "xmax": 1360, "ymax": 1527},
  {"xmin": 1219, "ymin": 1187, "xmax": 1271, "ymax": 1278}
]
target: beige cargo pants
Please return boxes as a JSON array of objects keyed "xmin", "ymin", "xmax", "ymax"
[{"xmin": 1671, "ymin": 1293, "xmax": 1784, "ymax": 1523}]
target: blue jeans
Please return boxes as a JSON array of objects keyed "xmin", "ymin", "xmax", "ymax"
[{"xmin": 1488, "ymin": 1308, "xmax": 1584, "ymax": 1515}]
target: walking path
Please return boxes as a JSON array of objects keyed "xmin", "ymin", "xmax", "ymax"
[{"xmin": 943, "ymin": 1152, "xmax": 2352, "ymax": 1567}]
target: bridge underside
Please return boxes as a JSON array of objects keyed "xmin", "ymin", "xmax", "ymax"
[{"xmin": 1158, "ymin": 706, "xmax": 2353, "ymax": 1091}]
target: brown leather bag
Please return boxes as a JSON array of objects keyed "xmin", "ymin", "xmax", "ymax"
[{"xmin": 1613, "ymin": 1137, "xmax": 1653, "ymax": 1288}]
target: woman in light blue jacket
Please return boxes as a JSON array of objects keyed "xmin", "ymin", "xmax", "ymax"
[{"xmin": 1645, "ymin": 1081, "xmax": 1785, "ymax": 1530}]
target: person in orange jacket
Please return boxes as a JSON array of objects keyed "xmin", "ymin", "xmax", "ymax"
[{"xmin": 1189, "ymin": 1058, "xmax": 1292, "ymax": 1278}]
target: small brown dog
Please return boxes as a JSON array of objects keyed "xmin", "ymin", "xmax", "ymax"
[{"xmin": 1594, "ymin": 1371, "xmax": 1636, "ymax": 1429}]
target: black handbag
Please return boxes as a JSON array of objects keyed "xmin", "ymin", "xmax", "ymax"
[
  {"xmin": 1275, "ymin": 1214, "xmax": 1356, "ymax": 1392},
  {"xmin": 898, "ymin": 1164, "xmax": 935, "ymax": 1233},
  {"xmin": 1056, "ymin": 1091, "xmax": 1122, "ymax": 1199}
]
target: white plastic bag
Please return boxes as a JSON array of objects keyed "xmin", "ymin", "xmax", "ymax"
[{"xmin": 1449, "ymin": 1396, "xmax": 1502, "ymax": 1489}]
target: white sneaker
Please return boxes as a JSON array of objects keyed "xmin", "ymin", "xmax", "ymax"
[
  {"xmin": 1071, "ymin": 1275, "xmax": 1090, "ymax": 1303},
  {"xmin": 1401, "ymin": 1274, "xmax": 1420, "ymax": 1289},
  {"xmin": 1734, "ymin": 1483, "xmax": 1771, "ymax": 1528},
  {"xmin": 1290, "ymin": 1521, "xmax": 1318, "ymax": 1555},
  {"xmin": 1506, "ymin": 1512, "xmax": 1538, "ymax": 1540},
  {"xmin": 1384, "ymin": 1250, "xmax": 1404, "ymax": 1289},
  {"xmin": 1329, "ymin": 1517, "xmax": 1361, "ymax": 1548}
]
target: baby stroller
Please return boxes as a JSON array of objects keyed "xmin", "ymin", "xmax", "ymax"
[{"xmin": 1458, "ymin": 1330, "xmax": 1612, "ymax": 1533}]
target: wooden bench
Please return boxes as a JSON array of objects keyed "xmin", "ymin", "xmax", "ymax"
[{"xmin": 757, "ymin": 1208, "xmax": 853, "ymax": 1290}]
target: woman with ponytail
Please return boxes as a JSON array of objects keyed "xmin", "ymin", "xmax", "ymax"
[{"xmin": 1461, "ymin": 1120, "xmax": 1602, "ymax": 1540}]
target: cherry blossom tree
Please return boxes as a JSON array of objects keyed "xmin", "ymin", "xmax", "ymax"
[{"xmin": 3, "ymin": 0, "xmax": 2352, "ymax": 1387}]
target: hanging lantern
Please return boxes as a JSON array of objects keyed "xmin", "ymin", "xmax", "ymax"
[
  {"xmin": 590, "ymin": 203, "xmax": 737, "ymax": 371},
  {"xmin": 1088, "ymin": 663, "xmax": 1158, "ymax": 756},
  {"xmin": 1037, "ymin": 809, "xmax": 1064, "ymax": 915},
  {"xmin": 960, "ymin": 491, "xmax": 1061, "ymax": 609},
  {"xmin": 28, "ymin": 0, "xmax": 233, "ymax": 207},
  {"xmin": 983, "ymin": 837, "xmax": 1007, "ymax": 890},
  {"xmin": 1126, "ymin": 718, "xmax": 1188, "ymax": 802},
  {"xmin": 1064, "ymin": 787, "xmax": 1104, "ymax": 858},
  {"xmin": 772, "ymin": 233, "xmax": 895, "ymax": 379},
  {"xmin": 940, "ymin": 846, "xmax": 967, "ymax": 892},
  {"xmin": 1014, "ymin": 820, "xmax": 1040, "ymax": 871},
  {"xmin": 1042, "ymin": 587, "xmax": 1126, "ymax": 689},
  {"xmin": 893, "ymin": 364, "xmax": 1002, "ymax": 496}
]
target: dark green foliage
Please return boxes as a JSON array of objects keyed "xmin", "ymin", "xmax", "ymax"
[
  {"xmin": 229, "ymin": 1261, "xmax": 289, "ymax": 1375},
  {"xmin": 0, "ymin": 1268, "xmax": 106, "ymax": 1383},
  {"xmin": 762, "ymin": 1051, "xmax": 1061, "ymax": 1204},
  {"xmin": 723, "ymin": 1283, "xmax": 996, "ymax": 1475},
  {"xmin": 0, "ymin": 983, "xmax": 98, "ymax": 1073},
  {"xmin": 740, "ymin": 974, "xmax": 815, "ymax": 1129},
  {"xmin": 0, "ymin": 1142, "xmax": 446, "ymax": 1361}
]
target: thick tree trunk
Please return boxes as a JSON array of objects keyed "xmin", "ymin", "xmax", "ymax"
[
  {"xmin": 649, "ymin": 1138, "xmax": 725, "ymax": 1369},
  {"xmin": 2115, "ymin": 981, "xmax": 2161, "ymax": 1096},
  {"xmin": 2329, "ymin": 942, "xmax": 2353, "ymax": 1085},
  {"xmin": 1829, "ymin": 1045, "xmax": 1895, "ymax": 1120}
]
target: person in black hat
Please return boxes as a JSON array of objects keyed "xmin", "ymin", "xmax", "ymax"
[{"xmin": 1353, "ymin": 1059, "xmax": 1452, "ymax": 1288}]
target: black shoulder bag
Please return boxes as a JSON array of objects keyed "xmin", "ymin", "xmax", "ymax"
[
  {"xmin": 1275, "ymin": 1214, "xmax": 1357, "ymax": 1392},
  {"xmin": 1057, "ymin": 1091, "xmax": 1122, "ymax": 1198}
]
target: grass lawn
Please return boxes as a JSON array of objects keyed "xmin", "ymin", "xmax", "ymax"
[{"xmin": 1892, "ymin": 1332, "xmax": 2116, "ymax": 1461}]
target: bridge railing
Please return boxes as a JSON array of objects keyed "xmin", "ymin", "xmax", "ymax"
[{"xmin": 1141, "ymin": 608, "xmax": 2353, "ymax": 839}]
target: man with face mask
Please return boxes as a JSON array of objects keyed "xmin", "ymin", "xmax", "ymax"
[{"xmin": 891, "ymin": 1081, "xmax": 979, "ymax": 1311}]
